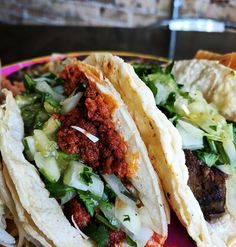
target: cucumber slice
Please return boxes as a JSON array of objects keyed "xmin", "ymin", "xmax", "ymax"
[
  {"xmin": 34, "ymin": 152, "xmax": 60, "ymax": 183},
  {"xmin": 24, "ymin": 136, "xmax": 36, "ymax": 161},
  {"xmin": 43, "ymin": 117, "xmax": 61, "ymax": 137},
  {"xmin": 63, "ymin": 161, "xmax": 104, "ymax": 197}
]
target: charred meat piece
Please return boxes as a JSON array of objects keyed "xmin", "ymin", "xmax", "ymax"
[
  {"xmin": 184, "ymin": 150, "xmax": 227, "ymax": 220},
  {"xmin": 63, "ymin": 197, "xmax": 91, "ymax": 230}
]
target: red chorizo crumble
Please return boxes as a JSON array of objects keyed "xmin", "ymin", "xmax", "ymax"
[
  {"xmin": 63, "ymin": 198, "xmax": 91, "ymax": 230},
  {"xmin": 107, "ymin": 229, "xmax": 126, "ymax": 247},
  {"xmin": 57, "ymin": 65, "xmax": 128, "ymax": 178}
]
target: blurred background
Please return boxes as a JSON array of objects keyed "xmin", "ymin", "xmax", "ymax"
[{"xmin": 1, "ymin": 0, "xmax": 236, "ymax": 64}]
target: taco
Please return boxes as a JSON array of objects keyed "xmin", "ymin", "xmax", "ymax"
[
  {"xmin": 85, "ymin": 53, "xmax": 236, "ymax": 247},
  {"xmin": 0, "ymin": 59, "xmax": 169, "ymax": 247}
]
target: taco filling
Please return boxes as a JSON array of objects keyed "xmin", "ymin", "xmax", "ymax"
[
  {"xmin": 14, "ymin": 62, "xmax": 162, "ymax": 247},
  {"xmin": 133, "ymin": 62, "xmax": 236, "ymax": 220}
]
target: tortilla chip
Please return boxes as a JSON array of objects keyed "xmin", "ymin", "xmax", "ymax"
[{"xmin": 195, "ymin": 50, "xmax": 236, "ymax": 70}]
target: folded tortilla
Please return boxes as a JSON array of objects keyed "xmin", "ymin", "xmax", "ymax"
[
  {"xmin": 85, "ymin": 53, "xmax": 236, "ymax": 247},
  {"xmin": 0, "ymin": 60, "xmax": 168, "ymax": 246}
]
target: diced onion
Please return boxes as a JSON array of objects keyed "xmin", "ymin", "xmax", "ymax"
[
  {"xmin": 61, "ymin": 191, "xmax": 76, "ymax": 205},
  {"xmin": 71, "ymin": 125, "xmax": 99, "ymax": 143},
  {"xmin": 133, "ymin": 227, "xmax": 153, "ymax": 247},
  {"xmin": 174, "ymin": 95, "xmax": 190, "ymax": 116},
  {"xmin": 0, "ymin": 228, "xmax": 16, "ymax": 246},
  {"xmin": 226, "ymin": 174, "xmax": 236, "ymax": 219},
  {"xmin": 178, "ymin": 119, "xmax": 204, "ymax": 137},
  {"xmin": 61, "ymin": 92, "xmax": 83, "ymax": 114},
  {"xmin": 102, "ymin": 174, "xmax": 136, "ymax": 208},
  {"xmin": 217, "ymin": 165, "xmax": 234, "ymax": 175},
  {"xmin": 223, "ymin": 139, "xmax": 236, "ymax": 167},
  {"xmin": 115, "ymin": 198, "xmax": 141, "ymax": 235},
  {"xmin": 154, "ymin": 83, "xmax": 169, "ymax": 105},
  {"xmin": 71, "ymin": 215, "xmax": 89, "ymax": 240},
  {"xmin": 177, "ymin": 120, "xmax": 204, "ymax": 150},
  {"xmin": 64, "ymin": 161, "xmax": 104, "ymax": 197},
  {"xmin": 34, "ymin": 152, "xmax": 60, "ymax": 183},
  {"xmin": 36, "ymin": 81, "xmax": 65, "ymax": 101},
  {"xmin": 24, "ymin": 136, "xmax": 36, "ymax": 161}
]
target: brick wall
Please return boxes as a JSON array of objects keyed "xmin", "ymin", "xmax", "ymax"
[
  {"xmin": 0, "ymin": 0, "xmax": 236, "ymax": 27},
  {"xmin": 0, "ymin": 0, "xmax": 172, "ymax": 27},
  {"xmin": 181, "ymin": 0, "xmax": 236, "ymax": 22}
]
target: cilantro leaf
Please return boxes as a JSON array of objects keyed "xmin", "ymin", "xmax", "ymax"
[
  {"xmin": 126, "ymin": 235, "xmax": 137, "ymax": 247},
  {"xmin": 85, "ymin": 224, "xmax": 109, "ymax": 247},
  {"xmin": 44, "ymin": 95, "xmax": 61, "ymax": 114},
  {"xmin": 102, "ymin": 185, "xmax": 116, "ymax": 202},
  {"xmin": 164, "ymin": 60, "xmax": 174, "ymax": 74},
  {"xmin": 95, "ymin": 214, "xmax": 117, "ymax": 231},
  {"xmin": 163, "ymin": 92, "xmax": 176, "ymax": 113},
  {"xmin": 123, "ymin": 215, "xmax": 130, "ymax": 222},
  {"xmin": 132, "ymin": 63, "xmax": 162, "ymax": 76},
  {"xmin": 77, "ymin": 190, "xmax": 113, "ymax": 217},
  {"xmin": 77, "ymin": 190, "xmax": 97, "ymax": 216},
  {"xmin": 80, "ymin": 167, "xmax": 93, "ymax": 186},
  {"xmin": 145, "ymin": 79, "xmax": 157, "ymax": 96},
  {"xmin": 194, "ymin": 151, "xmax": 219, "ymax": 167},
  {"xmin": 21, "ymin": 103, "xmax": 49, "ymax": 133},
  {"xmin": 23, "ymin": 74, "xmax": 37, "ymax": 92},
  {"xmin": 34, "ymin": 110, "xmax": 50, "ymax": 129},
  {"xmin": 56, "ymin": 151, "xmax": 80, "ymax": 161},
  {"xmin": 44, "ymin": 179, "xmax": 75, "ymax": 199}
]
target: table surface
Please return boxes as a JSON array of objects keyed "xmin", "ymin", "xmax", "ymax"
[{"xmin": 1, "ymin": 23, "xmax": 236, "ymax": 65}]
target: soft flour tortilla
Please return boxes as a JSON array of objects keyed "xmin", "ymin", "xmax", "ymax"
[
  {"xmin": 172, "ymin": 59, "xmax": 236, "ymax": 122},
  {"xmin": 85, "ymin": 53, "xmax": 236, "ymax": 247},
  {"xmin": 0, "ymin": 193, "xmax": 16, "ymax": 247},
  {"xmin": 0, "ymin": 60, "xmax": 168, "ymax": 246}
]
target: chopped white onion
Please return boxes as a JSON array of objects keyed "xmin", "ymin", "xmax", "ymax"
[
  {"xmin": 133, "ymin": 227, "xmax": 153, "ymax": 247},
  {"xmin": 60, "ymin": 191, "xmax": 76, "ymax": 205},
  {"xmin": 102, "ymin": 174, "xmax": 136, "ymax": 208},
  {"xmin": 115, "ymin": 198, "xmax": 141, "ymax": 236},
  {"xmin": 71, "ymin": 215, "xmax": 89, "ymax": 240},
  {"xmin": 154, "ymin": 83, "xmax": 169, "ymax": 105},
  {"xmin": 64, "ymin": 161, "xmax": 104, "ymax": 197},
  {"xmin": 223, "ymin": 139, "xmax": 236, "ymax": 167},
  {"xmin": 61, "ymin": 92, "xmax": 83, "ymax": 114},
  {"xmin": 36, "ymin": 81, "xmax": 65, "ymax": 101},
  {"xmin": 177, "ymin": 120, "xmax": 204, "ymax": 150},
  {"xmin": 0, "ymin": 227, "xmax": 15, "ymax": 245},
  {"xmin": 217, "ymin": 165, "xmax": 234, "ymax": 175},
  {"xmin": 71, "ymin": 125, "xmax": 99, "ymax": 143},
  {"xmin": 178, "ymin": 120, "xmax": 204, "ymax": 137}
]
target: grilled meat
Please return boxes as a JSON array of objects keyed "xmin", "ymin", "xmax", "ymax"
[{"xmin": 184, "ymin": 150, "xmax": 227, "ymax": 220}]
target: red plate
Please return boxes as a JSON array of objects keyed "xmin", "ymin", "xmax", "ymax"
[{"xmin": 1, "ymin": 52, "xmax": 196, "ymax": 247}]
